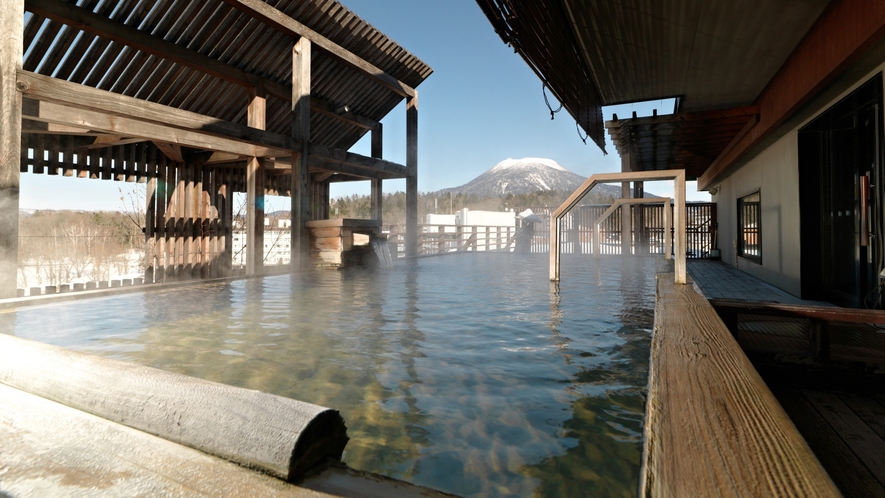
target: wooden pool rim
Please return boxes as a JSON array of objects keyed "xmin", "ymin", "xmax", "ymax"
[{"xmin": 643, "ymin": 274, "xmax": 840, "ymax": 496}]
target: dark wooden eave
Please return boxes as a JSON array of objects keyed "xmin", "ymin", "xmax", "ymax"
[
  {"xmin": 606, "ymin": 106, "xmax": 759, "ymax": 179},
  {"xmin": 475, "ymin": 0, "xmax": 606, "ymax": 152}
]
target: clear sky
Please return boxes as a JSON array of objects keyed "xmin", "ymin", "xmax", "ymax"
[{"xmin": 19, "ymin": 0, "xmax": 709, "ymax": 212}]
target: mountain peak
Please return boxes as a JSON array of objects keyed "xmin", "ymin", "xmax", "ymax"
[
  {"xmin": 438, "ymin": 157, "xmax": 586, "ymax": 197},
  {"xmin": 489, "ymin": 157, "xmax": 568, "ymax": 173}
]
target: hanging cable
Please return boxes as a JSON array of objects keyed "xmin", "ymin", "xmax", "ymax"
[
  {"xmin": 542, "ymin": 81, "xmax": 562, "ymax": 120},
  {"xmin": 576, "ymin": 120, "xmax": 588, "ymax": 145}
]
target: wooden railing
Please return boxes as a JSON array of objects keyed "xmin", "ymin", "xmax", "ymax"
[
  {"xmin": 548, "ymin": 170, "xmax": 687, "ymax": 282},
  {"xmin": 383, "ymin": 224, "xmax": 517, "ymax": 258}
]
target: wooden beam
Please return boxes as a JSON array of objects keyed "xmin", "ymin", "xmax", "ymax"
[
  {"xmin": 308, "ymin": 157, "xmax": 398, "ymax": 179},
  {"xmin": 405, "ymin": 94, "xmax": 418, "ymax": 257},
  {"xmin": 0, "ymin": 0, "xmax": 23, "ymax": 298},
  {"xmin": 604, "ymin": 105, "xmax": 760, "ymax": 129},
  {"xmin": 223, "ymin": 0, "xmax": 416, "ymax": 98},
  {"xmin": 24, "ymin": 0, "xmax": 379, "ymax": 130},
  {"xmin": 22, "ymin": 98, "xmax": 287, "ymax": 158},
  {"xmin": 308, "ymin": 143, "xmax": 407, "ymax": 177},
  {"xmin": 310, "ymin": 97, "xmax": 378, "ymax": 130},
  {"xmin": 153, "ymin": 142, "xmax": 184, "ymax": 163},
  {"xmin": 699, "ymin": 0, "xmax": 885, "ymax": 189},
  {"xmin": 84, "ymin": 135, "xmax": 146, "ymax": 149},
  {"xmin": 18, "ymin": 71, "xmax": 293, "ymax": 155},
  {"xmin": 246, "ymin": 87, "xmax": 266, "ymax": 275},
  {"xmin": 193, "ymin": 155, "xmax": 403, "ymax": 181},
  {"xmin": 19, "ymin": 71, "xmax": 400, "ymax": 176},
  {"xmin": 292, "ymin": 37, "xmax": 311, "ymax": 270},
  {"xmin": 645, "ymin": 277, "xmax": 839, "ymax": 496},
  {"xmin": 21, "ymin": 119, "xmax": 98, "ymax": 135},
  {"xmin": 709, "ymin": 299, "xmax": 885, "ymax": 324},
  {"xmin": 203, "ymin": 152, "xmax": 244, "ymax": 165}
]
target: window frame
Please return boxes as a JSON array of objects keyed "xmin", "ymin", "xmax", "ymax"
[{"xmin": 737, "ymin": 191, "xmax": 762, "ymax": 263}]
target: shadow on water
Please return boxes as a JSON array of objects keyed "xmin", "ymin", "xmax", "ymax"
[{"xmin": 0, "ymin": 253, "xmax": 657, "ymax": 498}]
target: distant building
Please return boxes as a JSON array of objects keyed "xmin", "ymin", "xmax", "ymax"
[{"xmin": 232, "ymin": 229, "xmax": 291, "ymax": 267}]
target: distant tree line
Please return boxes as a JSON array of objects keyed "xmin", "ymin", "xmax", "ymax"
[{"xmin": 18, "ymin": 210, "xmax": 143, "ymax": 288}]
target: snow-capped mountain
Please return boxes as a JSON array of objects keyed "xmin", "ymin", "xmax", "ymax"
[{"xmin": 438, "ymin": 157, "xmax": 589, "ymax": 197}]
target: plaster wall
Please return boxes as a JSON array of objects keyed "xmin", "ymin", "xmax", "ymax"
[{"xmin": 714, "ymin": 61, "xmax": 885, "ymax": 298}]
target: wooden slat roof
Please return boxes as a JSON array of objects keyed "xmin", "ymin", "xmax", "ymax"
[
  {"xmin": 606, "ymin": 106, "xmax": 759, "ymax": 179},
  {"xmin": 22, "ymin": 0, "xmax": 433, "ymax": 152}
]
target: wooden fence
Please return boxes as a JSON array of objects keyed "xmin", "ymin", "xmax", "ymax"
[
  {"xmin": 383, "ymin": 202, "xmax": 717, "ymax": 259},
  {"xmin": 528, "ymin": 202, "xmax": 717, "ymax": 258},
  {"xmin": 385, "ymin": 224, "xmax": 517, "ymax": 257}
]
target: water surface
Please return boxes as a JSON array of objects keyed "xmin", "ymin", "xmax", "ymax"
[{"xmin": 0, "ymin": 253, "xmax": 657, "ymax": 497}]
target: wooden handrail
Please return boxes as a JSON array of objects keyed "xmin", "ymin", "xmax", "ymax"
[
  {"xmin": 709, "ymin": 299, "xmax": 885, "ymax": 324},
  {"xmin": 549, "ymin": 169, "xmax": 686, "ymax": 284}
]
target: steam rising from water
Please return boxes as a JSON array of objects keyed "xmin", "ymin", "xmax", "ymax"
[{"xmin": 0, "ymin": 253, "xmax": 657, "ymax": 497}]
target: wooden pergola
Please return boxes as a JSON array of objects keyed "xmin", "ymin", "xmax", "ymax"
[{"xmin": 0, "ymin": 0, "xmax": 432, "ymax": 298}]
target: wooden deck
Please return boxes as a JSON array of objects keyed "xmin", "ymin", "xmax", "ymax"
[
  {"xmin": 684, "ymin": 260, "xmax": 885, "ymax": 497},
  {"xmin": 771, "ymin": 385, "xmax": 885, "ymax": 497},
  {"xmin": 687, "ymin": 259, "xmax": 826, "ymax": 305}
]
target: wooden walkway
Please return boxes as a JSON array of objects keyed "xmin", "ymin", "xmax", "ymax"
[
  {"xmin": 772, "ymin": 386, "xmax": 885, "ymax": 497},
  {"xmin": 687, "ymin": 260, "xmax": 825, "ymax": 305}
]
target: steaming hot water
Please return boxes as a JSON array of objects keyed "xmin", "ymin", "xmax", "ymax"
[{"xmin": 0, "ymin": 253, "xmax": 656, "ymax": 497}]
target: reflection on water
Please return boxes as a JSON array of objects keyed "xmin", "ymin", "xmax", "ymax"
[{"xmin": 0, "ymin": 253, "xmax": 656, "ymax": 497}]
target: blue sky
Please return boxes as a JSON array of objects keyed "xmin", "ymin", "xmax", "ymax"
[{"xmin": 20, "ymin": 0, "xmax": 708, "ymax": 211}]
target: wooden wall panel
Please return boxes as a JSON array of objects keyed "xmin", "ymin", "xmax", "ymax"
[{"xmin": 701, "ymin": 0, "xmax": 885, "ymax": 189}]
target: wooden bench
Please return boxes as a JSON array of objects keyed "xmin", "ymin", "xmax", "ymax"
[
  {"xmin": 710, "ymin": 299, "xmax": 885, "ymax": 360},
  {"xmin": 643, "ymin": 275, "xmax": 840, "ymax": 496}
]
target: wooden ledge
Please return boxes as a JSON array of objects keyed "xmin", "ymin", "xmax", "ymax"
[
  {"xmin": 305, "ymin": 219, "xmax": 381, "ymax": 229},
  {"xmin": 643, "ymin": 274, "xmax": 839, "ymax": 496}
]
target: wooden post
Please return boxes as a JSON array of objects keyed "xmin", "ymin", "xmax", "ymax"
[
  {"xmin": 201, "ymin": 167, "xmax": 210, "ymax": 278},
  {"xmin": 156, "ymin": 154, "xmax": 167, "ymax": 282},
  {"xmin": 620, "ymin": 185, "xmax": 631, "ymax": 256},
  {"xmin": 145, "ymin": 173, "xmax": 157, "ymax": 283},
  {"xmin": 674, "ymin": 170, "xmax": 687, "ymax": 284},
  {"xmin": 291, "ymin": 37, "xmax": 311, "ymax": 269},
  {"xmin": 194, "ymin": 164, "xmax": 205, "ymax": 278},
  {"xmin": 635, "ymin": 180, "xmax": 646, "ymax": 255},
  {"xmin": 209, "ymin": 168, "xmax": 219, "ymax": 278},
  {"xmin": 247, "ymin": 85, "xmax": 266, "ymax": 275},
  {"xmin": 175, "ymin": 163, "xmax": 185, "ymax": 279},
  {"xmin": 620, "ymin": 153, "xmax": 632, "ymax": 256},
  {"xmin": 405, "ymin": 94, "xmax": 418, "ymax": 257},
  {"xmin": 371, "ymin": 124, "xmax": 383, "ymax": 222},
  {"xmin": 0, "ymin": 0, "xmax": 23, "ymax": 298},
  {"xmin": 221, "ymin": 169, "xmax": 233, "ymax": 277},
  {"xmin": 184, "ymin": 163, "xmax": 195, "ymax": 278},
  {"xmin": 664, "ymin": 197, "xmax": 672, "ymax": 260}
]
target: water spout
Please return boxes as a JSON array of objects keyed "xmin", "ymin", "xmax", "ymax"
[{"xmin": 371, "ymin": 240, "xmax": 393, "ymax": 268}]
